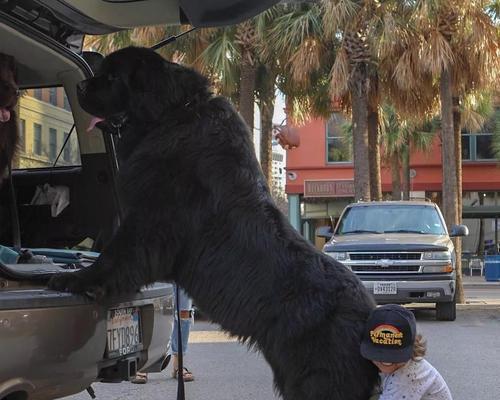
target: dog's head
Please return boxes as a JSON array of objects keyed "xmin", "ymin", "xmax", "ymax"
[
  {"xmin": 77, "ymin": 46, "xmax": 211, "ymax": 133},
  {"xmin": 0, "ymin": 53, "xmax": 19, "ymax": 124}
]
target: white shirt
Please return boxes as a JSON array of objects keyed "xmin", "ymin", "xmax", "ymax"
[{"xmin": 379, "ymin": 359, "xmax": 453, "ymax": 400}]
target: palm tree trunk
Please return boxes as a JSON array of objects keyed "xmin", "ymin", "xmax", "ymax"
[
  {"xmin": 402, "ymin": 137, "xmax": 410, "ymax": 200},
  {"xmin": 259, "ymin": 94, "xmax": 275, "ymax": 186},
  {"xmin": 239, "ymin": 61, "xmax": 256, "ymax": 134},
  {"xmin": 368, "ymin": 74, "xmax": 382, "ymax": 200},
  {"xmin": 453, "ymin": 94, "xmax": 464, "ymax": 303},
  {"xmin": 350, "ymin": 65, "xmax": 371, "ymax": 201},
  {"xmin": 440, "ymin": 67, "xmax": 458, "ymax": 228},
  {"xmin": 368, "ymin": 105, "xmax": 382, "ymax": 200},
  {"xmin": 441, "ymin": 67, "xmax": 461, "ymax": 302},
  {"xmin": 391, "ymin": 152, "xmax": 402, "ymax": 200}
]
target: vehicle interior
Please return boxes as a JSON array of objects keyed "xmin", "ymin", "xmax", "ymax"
[
  {"xmin": 0, "ymin": 15, "xmax": 120, "ymax": 254},
  {"xmin": 0, "ymin": 0, "xmax": 282, "ymax": 257}
]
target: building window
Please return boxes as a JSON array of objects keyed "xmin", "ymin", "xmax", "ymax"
[
  {"xmin": 462, "ymin": 133, "xmax": 496, "ymax": 161},
  {"xmin": 18, "ymin": 119, "xmax": 26, "ymax": 152},
  {"xmin": 326, "ymin": 113, "xmax": 351, "ymax": 163},
  {"xmin": 63, "ymin": 132, "xmax": 71, "ymax": 162},
  {"xmin": 476, "ymin": 134, "xmax": 495, "ymax": 160},
  {"xmin": 461, "ymin": 135, "xmax": 471, "ymax": 160},
  {"xmin": 17, "ymin": 86, "xmax": 81, "ymax": 169},
  {"xmin": 272, "ymin": 153, "xmax": 284, "ymax": 162},
  {"xmin": 49, "ymin": 128, "xmax": 57, "ymax": 161},
  {"xmin": 63, "ymin": 93, "xmax": 70, "ymax": 111},
  {"xmin": 33, "ymin": 88, "xmax": 42, "ymax": 100},
  {"xmin": 33, "ymin": 123, "xmax": 42, "ymax": 155},
  {"xmin": 49, "ymin": 88, "xmax": 57, "ymax": 106}
]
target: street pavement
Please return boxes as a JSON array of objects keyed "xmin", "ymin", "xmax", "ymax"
[{"xmin": 63, "ymin": 281, "xmax": 500, "ymax": 400}]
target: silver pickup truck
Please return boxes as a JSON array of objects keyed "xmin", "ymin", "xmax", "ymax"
[{"xmin": 323, "ymin": 201, "xmax": 469, "ymax": 321}]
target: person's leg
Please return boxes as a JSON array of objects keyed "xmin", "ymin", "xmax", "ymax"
[
  {"xmin": 171, "ymin": 285, "xmax": 194, "ymax": 381},
  {"xmin": 130, "ymin": 371, "xmax": 148, "ymax": 384}
]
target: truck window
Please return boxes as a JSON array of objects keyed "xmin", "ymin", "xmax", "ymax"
[{"xmin": 336, "ymin": 205, "xmax": 446, "ymax": 235}]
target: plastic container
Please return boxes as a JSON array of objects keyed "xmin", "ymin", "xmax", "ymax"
[{"xmin": 484, "ymin": 255, "xmax": 500, "ymax": 282}]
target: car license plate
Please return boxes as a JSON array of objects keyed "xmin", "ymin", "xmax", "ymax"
[
  {"xmin": 373, "ymin": 282, "xmax": 397, "ymax": 295},
  {"xmin": 106, "ymin": 307, "xmax": 142, "ymax": 358}
]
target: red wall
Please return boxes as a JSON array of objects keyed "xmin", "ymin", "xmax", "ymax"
[{"xmin": 285, "ymin": 117, "xmax": 500, "ymax": 195}]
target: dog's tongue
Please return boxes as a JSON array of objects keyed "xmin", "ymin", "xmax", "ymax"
[
  {"xmin": 0, "ymin": 108, "xmax": 11, "ymax": 123},
  {"xmin": 87, "ymin": 116, "xmax": 105, "ymax": 132}
]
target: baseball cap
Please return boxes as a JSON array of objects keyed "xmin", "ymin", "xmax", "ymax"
[{"xmin": 360, "ymin": 304, "xmax": 416, "ymax": 363}]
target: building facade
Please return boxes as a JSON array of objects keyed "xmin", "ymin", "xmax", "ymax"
[
  {"xmin": 271, "ymin": 138, "xmax": 286, "ymax": 195},
  {"xmin": 15, "ymin": 88, "xmax": 80, "ymax": 169},
  {"xmin": 285, "ymin": 112, "xmax": 500, "ymax": 253}
]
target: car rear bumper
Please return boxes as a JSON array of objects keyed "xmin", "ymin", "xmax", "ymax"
[
  {"xmin": 0, "ymin": 283, "xmax": 173, "ymax": 400},
  {"xmin": 361, "ymin": 277, "xmax": 456, "ymax": 304}
]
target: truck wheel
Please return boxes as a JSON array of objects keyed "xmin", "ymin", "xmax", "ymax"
[{"xmin": 436, "ymin": 297, "xmax": 456, "ymax": 321}]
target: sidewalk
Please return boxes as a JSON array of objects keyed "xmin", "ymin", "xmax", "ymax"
[
  {"xmin": 462, "ymin": 274, "xmax": 500, "ymax": 288},
  {"xmin": 461, "ymin": 274, "xmax": 500, "ymax": 308}
]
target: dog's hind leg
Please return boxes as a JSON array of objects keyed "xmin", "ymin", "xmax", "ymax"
[{"xmin": 48, "ymin": 209, "xmax": 181, "ymax": 297}]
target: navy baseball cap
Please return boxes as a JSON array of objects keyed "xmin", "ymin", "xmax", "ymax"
[{"xmin": 360, "ymin": 304, "xmax": 416, "ymax": 363}]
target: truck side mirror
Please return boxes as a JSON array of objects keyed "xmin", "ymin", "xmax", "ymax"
[
  {"xmin": 450, "ymin": 224, "xmax": 469, "ymax": 237},
  {"xmin": 316, "ymin": 225, "xmax": 333, "ymax": 239}
]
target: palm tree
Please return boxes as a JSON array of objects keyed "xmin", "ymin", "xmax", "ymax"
[
  {"xmin": 328, "ymin": 15, "xmax": 372, "ymax": 201},
  {"xmin": 407, "ymin": 0, "xmax": 499, "ymax": 303}
]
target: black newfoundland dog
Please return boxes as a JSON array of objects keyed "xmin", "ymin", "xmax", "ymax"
[{"xmin": 48, "ymin": 46, "xmax": 378, "ymax": 400}]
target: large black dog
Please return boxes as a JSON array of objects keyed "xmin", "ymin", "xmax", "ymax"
[{"xmin": 48, "ymin": 47, "xmax": 378, "ymax": 399}]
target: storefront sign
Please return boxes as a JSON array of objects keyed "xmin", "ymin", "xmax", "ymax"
[{"xmin": 304, "ymin": 179, "xmax": 354, "ymax": 198}]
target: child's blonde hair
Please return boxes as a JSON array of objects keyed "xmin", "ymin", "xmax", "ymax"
[{"xmin": 412, "ymin": 333, "xmax": 427, "ymax": 360}]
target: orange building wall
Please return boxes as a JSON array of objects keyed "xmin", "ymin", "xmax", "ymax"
[{"xmin": 285, "ymin": 118, "xmax": 500, "ymax": 195}]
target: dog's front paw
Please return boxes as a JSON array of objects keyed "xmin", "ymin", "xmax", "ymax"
[{"xmin": 48, "ymin": 272, "xmax": 106, "ymax": 299}]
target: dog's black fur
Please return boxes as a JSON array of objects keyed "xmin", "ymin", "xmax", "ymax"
[
  {"xmin": 0, "ymin": 53, "xmax": 19, "ymax": 180},
  {"xmin": 48, "ymin": 47, "xmax": 378, "ymax": 400}
]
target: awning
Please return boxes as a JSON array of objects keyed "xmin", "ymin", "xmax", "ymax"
[{"xmin": 463, "ymin": 206, "xmax": 500, "ymax": 219}]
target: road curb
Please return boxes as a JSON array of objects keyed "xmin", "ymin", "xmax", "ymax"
[
  {"xmin": 463, "ymin": 284, "xmax": 500, "ymax": 289},
  {"xmin": 406, "ymin": 302, "xmax": 500, "ymax": 311},
  {"xmin": 457, "ymin": 303, "xmax": 500, "ymax": 310}
]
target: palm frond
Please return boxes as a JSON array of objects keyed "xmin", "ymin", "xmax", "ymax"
[
  {"xmin": 320, "ymin": 0, "xmax": 361, "ymax": 38},
  {"xmin": 329, "ymin": 47, "xmax": 349, "ymax": 97},
  {"xmin": 461, "ymin": 91, "xmax": 495, "ymax": 132},
  {"xmin": 266, "ymin": 5, "xmax": 323, "ymax": 62},
  {"xmin": 289, "ymin": 38, "xmax": 322, "ymax": 86},
  {"xmin": 419, "ymin": 29, "xmax": 455, "ymax": 76},
  {"xmin": 200, "ymin": 28, "xmax": 239, "ymax": 94}
]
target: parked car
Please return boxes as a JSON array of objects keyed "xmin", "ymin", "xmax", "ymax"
[
  {"xmin": 322, "ymin": 201, "xmax": 469, "ymax": 321},
  {"xmin": 0, "ymin": 3, "xmax": 179, "ymax": 400}
]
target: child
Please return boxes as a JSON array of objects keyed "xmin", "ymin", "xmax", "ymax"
[{"xmin": 361, "ymin": 304, "xmax": 452, "ymax": 400}]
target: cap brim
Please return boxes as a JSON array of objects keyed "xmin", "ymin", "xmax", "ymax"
[{"xmin": 360, "ymin": 341, "xmax": 412, "ymax": 363}]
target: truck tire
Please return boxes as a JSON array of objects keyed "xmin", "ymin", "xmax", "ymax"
[{"xmin": 436, "ymin": 297, "xmax": 456, "ymax": 321}]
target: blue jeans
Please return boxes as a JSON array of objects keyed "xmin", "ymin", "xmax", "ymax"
[{"xmin": 170, "ymin": 285, "xmax": 193, "ymax": 355}]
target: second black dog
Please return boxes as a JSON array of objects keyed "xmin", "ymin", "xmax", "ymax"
[{"xmin": 48, "ymin": 47, "xmax": 378, "ymax": 400}]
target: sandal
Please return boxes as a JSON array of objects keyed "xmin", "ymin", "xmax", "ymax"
[
  {"xmin": 171, "ymin": 367, "xmax": 194, "ymax": 382},
  {"xmin": 131, "ymin": 372, "xmax": 148, "ymax": 384}
]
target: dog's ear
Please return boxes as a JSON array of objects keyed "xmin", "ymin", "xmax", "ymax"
[
  {"xmin": 130, "ymin": 59, "xmax": 210, "ymax": 120},
  {"xmin": 129, "ymin": 58, "xmax": 171, "ymax": 120}
]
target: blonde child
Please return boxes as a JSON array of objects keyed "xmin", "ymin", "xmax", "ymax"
[{"xmin": 361, "ymin": 304, "xmax": 452, "ymax": 400}]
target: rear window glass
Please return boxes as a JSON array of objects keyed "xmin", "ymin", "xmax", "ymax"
[{"xmin": 15, "ymin": 87, "xmax": 81, "ymax": 169}]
